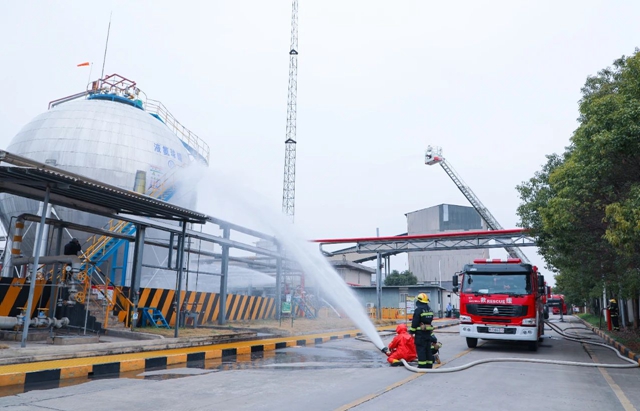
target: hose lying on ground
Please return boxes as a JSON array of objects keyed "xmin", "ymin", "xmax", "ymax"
[{"xmin": 401, "ymin": 318, "xmax": 639, "ymax": 373}]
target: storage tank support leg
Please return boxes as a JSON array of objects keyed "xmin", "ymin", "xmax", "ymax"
[
  {"xmin": 129, "ymin": 225, "xmax": 146, "ymax": 330},
  {"xmin": 49, "ymin": 226, "xmax": 64, "ymax": 331},
  {"xmin": 120, "ymin": 241, "xmax": 129, "ymax": 286},
  {"xmin": 21, "ymin": 185, "xmax": 50, "ymax": 347},
  {"xmin": 218, "ymin": 226, "xmax": 231, "ymax": 325},
  {"xmin": 168, "ymin": 232, "xmax": 174, "ymax": 269},
  {"xmin": 174, "ymin": 221, "xmax": 187, "ymax": 338}
]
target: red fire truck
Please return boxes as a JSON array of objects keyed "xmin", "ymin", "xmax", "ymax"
[
  {"xmin": 452, "ymin": 258, "xmax": 548, "ymax": 351},
  {"xmin": 547, "ymin": 294, "xmax": 567, "ymax": 315}
]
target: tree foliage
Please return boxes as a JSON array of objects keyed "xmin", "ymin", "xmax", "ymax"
[
  {"xmin": 384, "ymin": 270, "xmax": 418, "ymax": 286},
  {"xmin": 516, "ymin": 50, "xmax": 640, "ymax": 325}
]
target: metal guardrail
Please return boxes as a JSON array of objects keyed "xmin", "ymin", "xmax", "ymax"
[{"xmin": 146, "ymin": 99, "xmax": 210, "ymax": 165}]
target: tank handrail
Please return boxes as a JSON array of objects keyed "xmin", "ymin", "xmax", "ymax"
[{"xmin": 146, "ymin": 99, "xmax": 210, "ymax": 164}]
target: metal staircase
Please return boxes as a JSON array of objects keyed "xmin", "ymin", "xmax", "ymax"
[
  {"xmin": 293, "ymin": 295, "xmax": 316, "ymax": 319},
  {"xmin": 425, "ymin": 146, "xmax": 530, "ymax": 263},
  {"xmin": 72, "ymin": 169, "xmax": 181, "ymax": 328},
  {"xmin": 140, "ymin": 307, "xmax": 171, "ymax": 328}
]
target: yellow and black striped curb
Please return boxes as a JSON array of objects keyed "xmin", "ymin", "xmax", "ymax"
[
  {"xmin": 575, "ymin": 317, "xmax": 640, "ymax": 365},
  {"xmin": 0, "ymin": 321, "xmax": 460, "ymax": 393},
  {"xmin": 0, "ymin": 330, "xmax": 364, "ymax": 392}
]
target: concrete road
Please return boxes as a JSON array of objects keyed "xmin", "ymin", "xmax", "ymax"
[{"xmin": 1, "ymin": 316, "xmax": 638, "ymax": 411}]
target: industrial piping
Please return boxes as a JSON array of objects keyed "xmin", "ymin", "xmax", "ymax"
[{"xmin": 0, "ymin": 315, "xmax": 69, "ymax": 330}]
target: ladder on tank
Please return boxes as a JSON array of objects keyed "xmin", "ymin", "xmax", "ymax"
[{"xmin": 424, "ymin": 146, "xmax": 529, "ymax": 263}]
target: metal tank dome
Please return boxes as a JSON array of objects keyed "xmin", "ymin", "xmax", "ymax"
[{"xmin": 0, "ymin": 73, "xmax": 210, "ymax": 260}]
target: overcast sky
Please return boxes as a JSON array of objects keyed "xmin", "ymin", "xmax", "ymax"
[{"xmin": 2, "ymin": 1, "xmax": 640, "ymax": 286}]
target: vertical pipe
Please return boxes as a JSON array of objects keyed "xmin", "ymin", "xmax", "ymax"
[
  {"xmin": 218, "ymin": 226, "xmax": 230, "ymax": 325},
  {"xmin": 174, "ymin": 222, "xmax": 187, "ymax": 338},
  {"xmin": 7, "ymin": 218, "xmax": 25, "ymax": 277},
  {"xmin": 168, "ymin": 232, "xmax": 174, "ymax": 269},
  {"xmin": 276, "ymin": 242, "xmax": 283, "ymax": 321},
  {"xmin": 83, "ymin": 270, "xmax": 92, "ymax": 334},
  {"xmin": 34, "ymin": 202, "xmax": 52, "ymax": 258},
  {"xmin": 376, "ymin": 252, "xmax": 382, "ymax": 320},
  {"xmin": 21, "ymin": 185, "xmax": 50, "ymax": 348},
  {"xmin": 1, "ymin": 216, "xmax": 16, "ymax": 277},
  {"xmin": 121, "ymin": 241, "xmax": 129, "ymax": 286},
  {"xmin": 129, "ymin": 225, "xmax": 146, "ymax": 330},
  {"xmin": 49, "ymin": 226, "xmax": 64, "ymax": 325}
]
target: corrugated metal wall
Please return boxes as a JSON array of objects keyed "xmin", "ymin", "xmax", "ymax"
[{"xmin": 407, "ymin": 204, "xmax": 490, "ymax": 284}]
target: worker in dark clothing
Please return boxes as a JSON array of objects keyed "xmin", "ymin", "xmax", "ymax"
[
  {"xmin": 609, "ymin": 299, "xmax": 620, "ymax": 331},
  {"xmin": 64, "ymin": 238, "xmax": 82, "ymax": 256},
  {"xmin": 409, "ymin": 293, "xmax": 435, "ymax": 369}
]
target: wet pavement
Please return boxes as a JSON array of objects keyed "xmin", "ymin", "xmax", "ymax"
[{"xmin": 0, "ymin": 334, "xmax": 391, "ymax": 397}]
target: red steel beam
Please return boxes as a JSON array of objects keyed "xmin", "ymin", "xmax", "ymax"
[{"xmin": 313, "ymin": 228, "xmax": 527, "ymax": 244}]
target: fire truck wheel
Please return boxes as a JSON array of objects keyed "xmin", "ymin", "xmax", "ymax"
[
  {"xmin": 466, "ymin": 337, "xmax": 478, "ymax": 348},
  {"xmin": 528, "ymin": 340, "xmax": 538, "ymax": 351}
]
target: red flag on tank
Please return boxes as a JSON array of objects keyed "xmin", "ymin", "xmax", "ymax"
[{"xmin": 77, "ymin": 62, "xmax": 90, "ymax": 67}]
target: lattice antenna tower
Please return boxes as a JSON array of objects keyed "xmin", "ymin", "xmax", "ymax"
[{"xmin": 281, "ymin": 0, "xmax": 299, "ymax": 220}]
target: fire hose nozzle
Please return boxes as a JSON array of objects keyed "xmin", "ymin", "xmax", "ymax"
[{"xmin": 381, "ymin": 347, "xmax": 389, "ymax": 354}]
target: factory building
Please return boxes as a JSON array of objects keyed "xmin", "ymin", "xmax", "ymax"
[{"xmin": 406, "ymin": 204, "xmax": 490, "ymax": 284}]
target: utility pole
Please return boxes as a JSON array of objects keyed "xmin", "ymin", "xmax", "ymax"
[{"xmin": 281, "ymin": 0, "xmax": 299, "ymax": 221}]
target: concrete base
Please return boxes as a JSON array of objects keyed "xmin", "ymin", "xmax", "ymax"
[
  {"xmin": 0, "ymin": 329, "xmax": 49, "ymax": 342},
  {"xmin": 104, "ymin": 329, "xmax": 164, "ymax": 340},
  {"xmin": 47, "ymin": 335, "xmax": 100, "ymax": 345}
]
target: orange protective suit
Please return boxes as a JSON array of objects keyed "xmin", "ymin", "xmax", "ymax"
[{"xmin": 387, "ymin": 323, "xmax": 417, "ymax": 365}]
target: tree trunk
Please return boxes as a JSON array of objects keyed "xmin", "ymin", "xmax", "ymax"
[{"xmin": 633, "ymin": 297, "xmax": 639, "ymax": 329}]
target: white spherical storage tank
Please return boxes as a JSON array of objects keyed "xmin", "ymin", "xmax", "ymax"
[{"xmin": 0, "ymin": 90, "xmax": 203, "ymax": 280}]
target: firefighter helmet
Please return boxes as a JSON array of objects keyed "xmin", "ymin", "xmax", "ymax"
[
  {"xmin": 416, "ymin": 293, "xmax": 429, "ymax": 304},
  {"xmin": 610, "ymin": 298, "xmax": 617, "ymax": 304}
]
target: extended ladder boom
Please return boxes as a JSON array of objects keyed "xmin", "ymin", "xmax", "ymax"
[{"xmin": 425, "ymin": 146, "xmax": 529, "ymax": 263}]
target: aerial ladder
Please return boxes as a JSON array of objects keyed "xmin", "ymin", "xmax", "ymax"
[{"xmin": 424, "ymin": 146, "xmax": 530, "ymax": 263}]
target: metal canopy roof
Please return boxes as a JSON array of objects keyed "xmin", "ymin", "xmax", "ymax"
[{"xmin": 0, "ymin": 150, "xmax": 208, "ymax": 223}]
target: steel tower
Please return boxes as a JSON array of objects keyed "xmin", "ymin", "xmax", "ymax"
[{"xmin": 282, "ymin": 0, "xmax": 299, "ymax": 220}]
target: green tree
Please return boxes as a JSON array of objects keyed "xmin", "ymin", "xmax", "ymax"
[
  {"xmin": 516, "ymin": 50, "xmax": 640, "ymax": 327},
  {"xmin": 384, "ymin": 270, "xmax": 418, "ymax": 286}
]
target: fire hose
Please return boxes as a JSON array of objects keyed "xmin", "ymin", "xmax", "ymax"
[{"xmin": 399, "ymin": 319, "xmax": 639, "ymax": 373}]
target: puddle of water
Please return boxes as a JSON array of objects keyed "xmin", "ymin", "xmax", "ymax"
[{"xmin": 0, "ymin": 344, "xmax": 388, "ymax": 397}]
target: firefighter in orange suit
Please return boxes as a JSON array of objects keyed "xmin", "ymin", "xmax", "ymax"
[{"xmin": 386, "ymin": 323, "xmax": 417, "ymax": 366}]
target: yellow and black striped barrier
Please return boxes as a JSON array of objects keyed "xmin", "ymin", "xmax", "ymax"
[{"xmin": 0, "ymin": 330, "xmax": 366, "ymax": 394}]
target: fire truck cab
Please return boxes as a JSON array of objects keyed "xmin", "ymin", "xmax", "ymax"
[
  {"xmin": 547, "ymin": 294, "xmax": 567, "ymax": 315},
  {"xmin": 453, "ymin": 259, "xmax": 547, "ymax": 351}
]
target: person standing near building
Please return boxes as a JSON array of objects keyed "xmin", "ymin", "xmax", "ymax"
[
  {"xmin": 446, "ymin": 302, "xmax": 452, "ymax": 318},
  {"xmin": 608, "ymin": 299, "xmax": 620, "ymax": 331},
  {"xmin": 409, "ymin": 293, "xmax": 435, "ymax": 369}
]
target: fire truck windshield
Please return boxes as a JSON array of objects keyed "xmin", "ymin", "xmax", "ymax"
[{"xmin": 463, "ymin": 273, "xmax": 531, "ymax": 296}]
